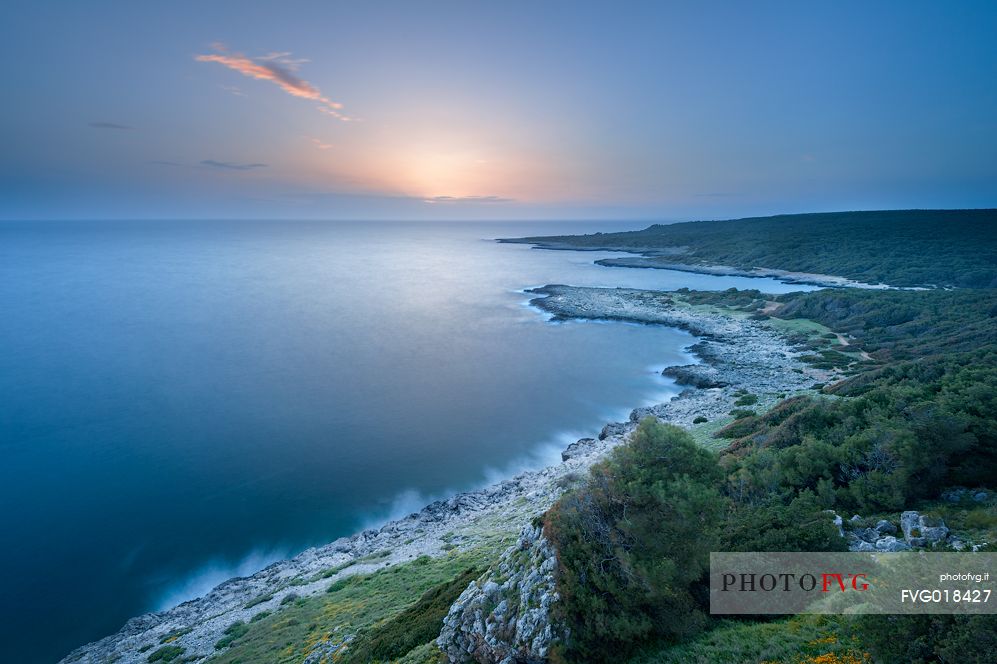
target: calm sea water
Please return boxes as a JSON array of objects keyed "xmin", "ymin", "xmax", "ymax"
[{"xmin": 0, "ymin": 220, "xmax": 811, "ymax": 662}]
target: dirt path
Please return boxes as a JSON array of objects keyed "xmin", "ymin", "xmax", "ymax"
[{"xmin": 835, "ymin": 332, "xmax": 873, "ymax": 361}]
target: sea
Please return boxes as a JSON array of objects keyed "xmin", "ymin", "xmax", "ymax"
[{"xmin": 0, "ymin": 219, "xmax": 813, "ymax": 662}]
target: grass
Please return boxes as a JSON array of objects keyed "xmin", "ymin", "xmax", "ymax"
[
  {"xmin": 147, "ymin": 645, "xmax": 185, "ymax": 662},
  {"xmin": 243, "ymin": 593, "xmax": 273, "ymax": 609},
  {"xmin": 687, "ymin": 414, "xmax": 738, "ymax": 452},
  {"xmin": 206, "ymin": 544, "xmax": 508, "ymax": 664},
  {"xmin": 214, "ymin": 621, "xmax": 250, "ymax": 650},
  {"xmin": 396, "ymin": 641, "xmax": 446, "ymax": 664},
  {"xmin": 764, "ymin": 316, "xmax": 835, "ymax": 337},
  {"xmin": 626, "ymin": 616, "xmax": 869, "ymax": 664},
  {"xmin": 340, "ymin": 566, "xmax": 481, "ymax": 663},
  {"xmin": 159, "ymin": 628, "xmax": 192, "ymax": 644}
]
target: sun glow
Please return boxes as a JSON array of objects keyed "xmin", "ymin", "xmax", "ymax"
[{"xmin": 394, "ymin": 149, "xmax": 490, "ymax": 199}]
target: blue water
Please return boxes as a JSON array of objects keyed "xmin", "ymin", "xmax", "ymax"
[{"xmin": 0, "ymin": 220, "xmax": 811, "ymax": 662}]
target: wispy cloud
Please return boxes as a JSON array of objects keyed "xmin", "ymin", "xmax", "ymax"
[
  {"xmin": 310, "ymin": 137, "xmax": 334, "ymax": 150},
  {"xmin": 220, "ymin": 85, "xmax": 246, "ymax": 97},
  {"xmin": 89, "ymin": 121, "xmax": 131, "ymax": 130},
  {"xmin": 200, "ymin": 160, "xmax": 267, "ymax": 171},
  {"xmin": 195, "ymin": 44, "xmax": 352, "ymax": 121},
  {"xmin": 423, "ymin": 195, "xmax": 513, "ymax": 204}
]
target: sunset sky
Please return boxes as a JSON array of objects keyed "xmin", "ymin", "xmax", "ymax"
[{"xmin": 3, "ymin": 1, "xmax": 996, "ymax": 220}]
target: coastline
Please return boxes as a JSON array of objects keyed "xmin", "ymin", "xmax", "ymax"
[
  {"xmin": 61, "ymin": 284, "xmax": 832, "ymax": 664},
  {"xmin": 497, "ymin": 238, "xmax": 894, "ymax": 289}
]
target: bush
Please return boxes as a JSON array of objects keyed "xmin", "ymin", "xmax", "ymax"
[
  {"xmin": 852, "ymin": 615, "xmax": 997, "ymax": 663},
  {"xmin": 545, "ymin": 419, "xmax": 725, "ymax": 661},
  {"xmin": 734, "ymin": 393, "xmax": 758, "ymax": 406},
  {"xmin": 147, "ymin": 645, "xmax": 184, "ymax": 662},
  {"xmin": 214, "ymin": 621, "xmax": 249, "ymax": 650}
]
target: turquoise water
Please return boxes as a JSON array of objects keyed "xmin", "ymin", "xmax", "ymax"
[{"xmin": 0, "ymin": 220, "xmax": 811, "ymax": 662}]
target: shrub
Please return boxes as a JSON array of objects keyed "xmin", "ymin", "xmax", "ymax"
[
  {"xmin": 545, "ymin": 419, "xmax": 724, "ymax": 661},
  {"xmin": 852, "ymin": 615, "xmax": 997, "ymax": 663},
  {"xmin": 147, "ymin": 645, "xmax": 184, "ymax": 662},
  {"xmin": 214, "ymin": 621, "xmax": 249, "ymax": 650},
  {"xmin": 734, "ymin": 393, "xmax": 758, "ymax": 406},
  {"xmin": 328, "ymin": 575, "xmax": 366, "ymax": 593},
  {"xmin": 243, "ymin": 593, "xmax": 272, "ymax": 609}
]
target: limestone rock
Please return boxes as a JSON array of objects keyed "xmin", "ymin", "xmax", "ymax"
[
  {"xmin": 901, "ymin": 511, "xmax": 949, "ymax": 547},
  {"xmin": 874, "ymin": 536, "xmax": 911, "ymax": 552},
  {"xmin": 874, "ymin": 520, "xmax": 897, "ymax": 536},
  {"xmin": 561, "ymin": 438, "xmax": 599, "ymax": 462},
  {"xmin": 437, "ymin": 524, "xmax": 563, "ymax": 663}
]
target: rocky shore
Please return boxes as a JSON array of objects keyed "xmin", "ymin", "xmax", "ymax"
[
  {"xmin": 497, "ymin": 237, "xmax": 895, "ymax": 289},
  {"xmin": 61, "ymin": 285, "xmax": 827, "ymax": 664},
  {"xmin": 591, "ymin": 256, "xmax": 890, "ymax": 289}
]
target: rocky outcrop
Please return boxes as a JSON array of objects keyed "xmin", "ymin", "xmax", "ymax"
[
  {"xmin": 845, "ymin": 522, "xmax": 912, "ymax": 552},
  {"xmin": 942, "ymin": 487, "xmax": 993, "ymax": 503},
  {"xmin": 874, "ymin": 519, "xmax": 897, "ymax": 535},
  {"xmin": 901, "ymin": 511, "xmax": 949, "ymax": 547},
  {"xmin": 561, "ymin": 438, "xmax": 598, "ymax": 461},
  {"xmin": 599, "ymin": 422, "xmax": 629, "ymax": 440},
  {"xmin": 438, "ymin": 524, "xmax": 563, "ymax": 663},
  {"xmin": 661, "ymin": 364, "xmax": 727, "ymax": 389},
  {"xmin": 838, "ymin": 510, "xmax": 974, "ymax": 552}
]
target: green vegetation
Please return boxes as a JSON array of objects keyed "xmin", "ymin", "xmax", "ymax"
[
  {"xmin": 207, "ymin": 545, "xmax": 508, "ymax": 664},
  {"xmin": 214, "ymin": 621, "xmax": 250, "ymax": 650},
  {"xmin": 341, "ymin": 566, "xmax": 481, "ymax": 663},
  {"xmin": 852, "ymin": 615, "xmax": 997, "ymax": 663},
  {"xmin": 511, "ymin": 209, "xmax": 997, "ymax": 288},
  {"xmin": 243, "ymin": 593, "xmax": 273, "ymax": 609},
  {"xmin": 775, "ymin": 287, "xmax": 997, "ymax": 360},
  {"xmin": 146, "ymin": 645, "xmax": 185, "ymax": 662},
  {"xmin": 544, "ymin": 420, "xmax": 724, "ymax": 661},
  {"xmin": 716, "ymin": 351, "xmax": 996, "ymax": 511},
  {"xmin": 627, "ymin": 616, "xmax": 865, "ymax": 664},
  {"xmin": 733, "ymin": 393, "xmax": 757, "ymax": 406},
  {"xmin": 543, "ymin": 267, "xmax": 997, "ymax": 661}
]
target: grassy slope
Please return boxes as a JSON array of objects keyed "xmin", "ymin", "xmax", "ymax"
[
  {"xmin": 511, "ymin": 209, "xmax": 997, "ymax": 288},
  {"xmin": 205, "ymin": 544, "xmax": 509, "ymax": 664},
  {"xmin": 627, "ymin": 616, "xmax": 865, "ymax": 664}
]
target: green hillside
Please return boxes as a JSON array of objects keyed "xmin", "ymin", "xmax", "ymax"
[{"xmin": 509, "ymin": 209, "xmax": 997, "ymax": 288}]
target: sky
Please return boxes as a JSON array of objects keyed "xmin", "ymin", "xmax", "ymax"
[{"xmin": 2, "ymin": 0, "xmax": 996, "ymax": 221}]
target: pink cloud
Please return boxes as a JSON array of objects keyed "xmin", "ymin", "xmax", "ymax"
[{"xmin": 196, "ymin": 46, "xmax": 351, "ymax": 121}]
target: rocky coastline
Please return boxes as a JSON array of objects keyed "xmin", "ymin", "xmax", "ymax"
[
  {"xmin": 497, "ymin": 237, "xmax": 892, "ymax": 289},
  {"xmin": 61, "ymin": 284, "xmax": 827, "ymax": 664}
]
